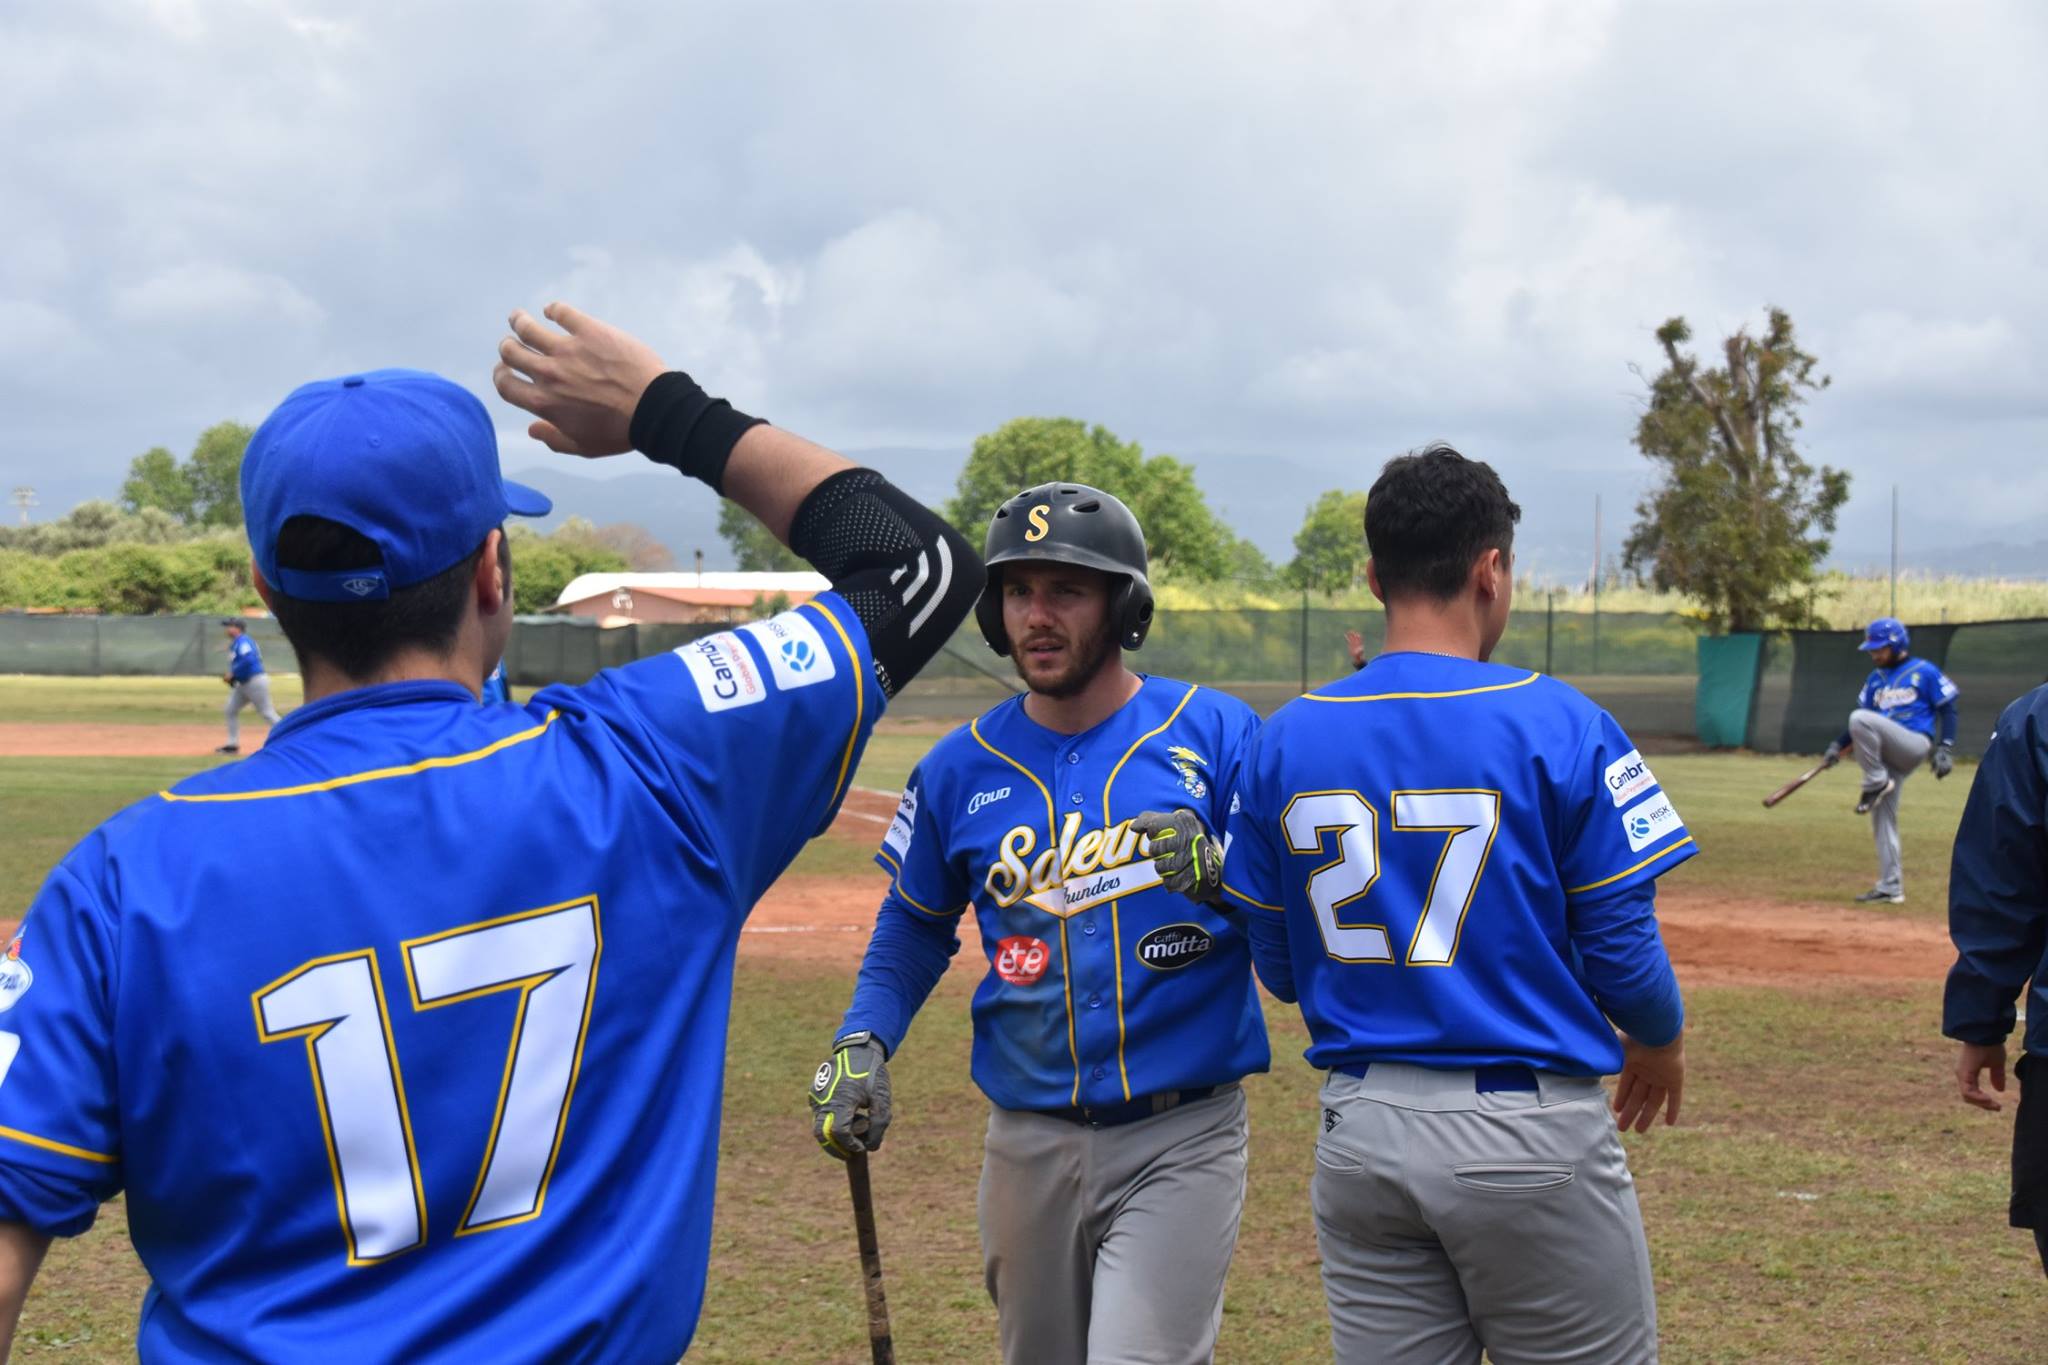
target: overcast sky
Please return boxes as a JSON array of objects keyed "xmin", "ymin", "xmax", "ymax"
[{"xmin": 3, "ymin": 0, "xmax": 2042, "ymax": 576}]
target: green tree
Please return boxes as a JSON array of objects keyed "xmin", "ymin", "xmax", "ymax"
[
  {"xmin": 1624, "ymin": 309, "xmax": 1849, "ymax": 631},
  {"xmin": 944, "ymin": 417, "xmax": 1232, "ymax": 581},
  {"xmin": 119, "ymin": 447, "xmax": 195, "ymax": 520},
  {"xmin": 717, "ymin": 501, "xmax": 805, "ymax": 572},
  {"xmin": 1285, "ymin": 489, "xmax": 1370, "ymax": 593},
  {"xmin": 187, "ymin": 421, "xmax": 254, "ymax": 528},
  {"xmin": 506, "ymin": 523, "xmax": 630, "ymax": 613}
]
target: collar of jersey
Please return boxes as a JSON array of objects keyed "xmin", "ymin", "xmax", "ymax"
[
  {"xmin": 1008, "ymin": 673, "xmax": 1158, "ymax": 747},
  {"xmin": 263, "ymin": 679, "xmax": 481, "ymax": 745}
]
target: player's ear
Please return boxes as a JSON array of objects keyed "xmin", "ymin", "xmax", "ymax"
[
  {"xmin": 251, "ymin": 559, "xmax": 277, "ymax": 613},
  {"xmin": 475, "ymin": 529, "xmax": 509, "ymax": 617},
  {"xmin": 1365, "ymin": 557, "xmax": 1386, "ymax": 605},
  {"xmin": 1476, "ymin": 547, "xmax": 1506, "ymax": 600}
]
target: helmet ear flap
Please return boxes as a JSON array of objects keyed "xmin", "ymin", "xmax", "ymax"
[
  {"xmin": 976, "ymin": 568, "xmax": 1010, "ymax": 655},
  {"xmin": 1116, "ymin": 574, "xmax": 1155, "ymax": 651}
]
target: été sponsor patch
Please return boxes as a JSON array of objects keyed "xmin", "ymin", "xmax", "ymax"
[{"xmin": 993, "ymin": 935, "xmax": 1050, "ymax": 986}]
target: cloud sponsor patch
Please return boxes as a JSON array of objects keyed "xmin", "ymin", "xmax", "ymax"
[
  {"xmin": 741, "ymin": 611, "xmax": 837, "ymax": 692},
  {"xmin": 676, "ymin": 632, "xmax": 766, "ymax": 713},
  {"xmin": 1621, "ymin": 792, "xmax": 1684, "ymax": 852},
  {"xmin": 1604, "ymin": 749, "xmax": 1658, "ymax": 807}
]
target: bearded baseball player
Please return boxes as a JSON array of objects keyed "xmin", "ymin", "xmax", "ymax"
[
  {"xmin": 809, "ymin": 483, "xmax": 1267, "ymax": 1364},
  {"xmin": 0, "ymin": 304, "xmax": 983, "ymax": 1360},
  {"xmin": 1822, "ymin": 617, "xmax": 1960, "ymax": 905},
  {"xmin": 1213, "ymin": 446, "xmax": 1689, "ymax": 1363}
]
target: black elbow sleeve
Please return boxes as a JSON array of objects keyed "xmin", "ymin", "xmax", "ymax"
[{"xmin": 787, "ymin": 469, "xmax": 985, "ymax": 697}]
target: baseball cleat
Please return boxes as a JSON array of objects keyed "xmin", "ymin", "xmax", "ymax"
[
  {"xmin": 1854, "ymin": 778, "xmax": 1894, "ymax": 814},
  {"xmin": 214, "ymin": 744, "xmax": 240, "ymax": 754},
  {"xmin": 1853, "ymin": 888, "xmax": 1905, "ymax": 905}
]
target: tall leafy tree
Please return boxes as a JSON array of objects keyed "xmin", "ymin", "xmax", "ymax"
[
  {"xmin": 119, "ymin": 447, "xmax": 195, "ymax": 520},
  {"xmin": 1285, "ymin": 489, "xmax": 1370, "ymax": 593},
  {"xmin": 716, "ymin": 501, "xmax": 805, "ymax": 572},
  {"xmin": 944, "ymin": 417, "xmax": 1233, "ymax": 581},
  {"xmin": 1624, "ymin": 309, "xmax": 1849, "ymax": 631},
  {"xmin": 186, "ymin": 421, "xmax": 254, "ymax": 528}
]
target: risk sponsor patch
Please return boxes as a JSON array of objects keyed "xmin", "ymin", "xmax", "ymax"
[
  {"xmin": 992, "ymin": 935, "xmax": 1051, "ymax": 986},
  {"xmin": 1134, "ymin": 922, "xmax": 1215, "ymax": 972},
  {"xmin": 675, "ymin": 631, "xmax": 767, "ymax": 713},
  {"xmin": 741, "ymin": 610, "xmax": 837, "ymax": 693},
  {"xmin": 1621, "ymin": 791, "xmax": 1684, "ymax": 853},
  {"xmin": 883, "ymin": 784, "xmax": 918, "ymax": 860},
  {"xmin": 1604, "ymin": 748, "xmax": 1658, "ymax": 807}
]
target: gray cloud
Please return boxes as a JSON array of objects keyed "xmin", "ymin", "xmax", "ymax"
[{"xmin": 2, "ymin": 0, "xmax": 2042, "ymax": 575}]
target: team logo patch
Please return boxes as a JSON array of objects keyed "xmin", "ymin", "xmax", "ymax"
[
  {"xmin": 1603, "ymin": 749, "xmax": 1657, "ymax": 807},
  {"xmin": 984, "ymin": 813, "xmax": 1164, "ymax": 918},
  {"xmin": 741, "ymin": 611, "xmax": 838, "ymax": 692},
  {"xmin": 1621, "ymin": 792, "xmax": 1684, "ymax": 853},
  {"xmin": 1168, "ymin": 745, "xmax": 1209, "ymax": 800},
  {"xmin": 676, "ymin": 631, "xmax": 767, "ymax": 712},
  {"xmin": 1135, "ymin": 923, "xmax": 1214, "ymax": 972},
  {"xmin": 812, "ymin": 1061, "xmax": 834, "ymax": 1093},
  {"xmin": 341, "ymin": 576, "xmax": 381, "ymax": 598},
  {"xmin": 968, "ymin": 786, "xmax": 1012, "ymax": 816},
  {"xmin": 0, "ymin": 935, "xmax": 30, "ymax": 1015},
  {"xmin": 1324, "ymin": 1108, "xmax": 1342, "ymax": 1133},
  {"xmin": 993, "ymin": 935, "xmax": 1050, "ymax": 986}
]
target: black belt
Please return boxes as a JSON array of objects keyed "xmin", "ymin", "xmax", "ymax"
[
  {"xmin": 1333, "ymin": 1062, "xmax": 1539, "ymax": 1093},
  {"xmin": 1036, "ymin": 1082, "xmax": 1237, "ymax": 1128}
]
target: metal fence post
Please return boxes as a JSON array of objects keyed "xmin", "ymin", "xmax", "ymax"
[{"xmin": 1544, "ymin": 591, "xmax": 1554, "ymax": 675}]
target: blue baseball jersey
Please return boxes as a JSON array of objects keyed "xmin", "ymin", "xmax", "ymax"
[
  {"xmin": 480, "ymin": 661, "xmax": 509, "ymax": 705},
  {"xmin": 228, "ymin": 633, "xmax": 264, "ymax": 682},
  {"xmin": 843, "ymin": 677, "xmax": 1268, "ymax": 1110},
  {"xmin": 0, "ymin": 597, "xmax": 880, "ymax": 1362},
  {"xmin": 1857, "ymin": 656, "xmax": 1959, "ymax": 738},
  {"xmin": 1223, "ymin": 653, "xmax": 1696, "ymax": 1077}
]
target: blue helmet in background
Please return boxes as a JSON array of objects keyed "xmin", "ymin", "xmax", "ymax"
[{"xmin": 1858, "ymin": 617, "xmax": 1909, "ymax": 653}]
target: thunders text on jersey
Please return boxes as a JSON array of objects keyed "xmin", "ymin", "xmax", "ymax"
[{"xmin": 984, "ymin": 812, "xmax": 1164, "ymax": 917}]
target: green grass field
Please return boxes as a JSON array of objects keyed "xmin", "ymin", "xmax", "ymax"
[{"xmin": 0, "ymin": 678, "xmax": 2034, "ymax": 1362}]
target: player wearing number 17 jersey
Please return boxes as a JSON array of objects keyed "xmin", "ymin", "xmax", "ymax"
[
  {"xmin": 0, "ymin": 308, "xmax": 983, "ymax": 1361},
  {"xmin": 1220, "ymin": 446, "xmax": 1692, "ymax": 1363}
]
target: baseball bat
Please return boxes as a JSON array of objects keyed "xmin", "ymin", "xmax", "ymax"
[
  {"xmin": 845, "ymin": 1152, "xmax": 896, "ymax": 1365},
  {"xmin": 1762, "ymin": 756, "xmax": 1836, "ymax": 808}
]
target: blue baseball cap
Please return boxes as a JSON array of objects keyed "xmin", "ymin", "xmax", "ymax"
[
  {"xmin": 1858, "ymin": 617, "xmax": 1909, "ymax": 652},
  {"xmin": 241, "ymin": 369, "xmax": 551, "ymax": 602}
]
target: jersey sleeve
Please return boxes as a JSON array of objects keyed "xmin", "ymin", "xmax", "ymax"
[
  {"xmin": 561, "ymin": 594, "xmax": 884, "ymax": 910},
  {"xmin": 1220, "ymin": 730, "xmax": 1284, "ymax": 917},
  {"xmin": 1858, "ymin": 672, "xmax": 1877, "ymax": 711},
  {"xmin": 1558, "ymin": 711, "xmax": 1698, "ymax": 899},
  {"xmin": 1210, "ymin": 700, "xmax": 1263, "ymax": 836},
  {"xmin": 0, "ymin": 861, "xmax": 125, "ymax": 1234},
  {"xmin": 1943, "ymin": 693, "xmax": 2048, "ymax": 1045},
  {"xmin": 874, "ymin": 760, "xmax": 968, "ymax": 918},
  {"xmin": 1928, "ymin": 666, "xmax": 1960, "ymax": 708}
]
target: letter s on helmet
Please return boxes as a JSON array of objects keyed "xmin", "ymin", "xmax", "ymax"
[{"xmin": 975, "ymin": 483, "xmax": 1155, "ymax": 655}]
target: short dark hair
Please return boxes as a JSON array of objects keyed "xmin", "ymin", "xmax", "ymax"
[
  {"xmin": 1365, "ymin": 443, "xmax": 1521, "ymax": 601},
  {"xmin": 267, "ymin": 517, "xmax": 503, "ymax": 679}
]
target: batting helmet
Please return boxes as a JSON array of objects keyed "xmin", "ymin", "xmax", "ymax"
[
  {"xmin": 1858, "ymin": 617, "xmax": 1909, "ymax": 653},
  {"xmin": 975, "ymin": 483, "xmax": 1154, "ymax": 655}
]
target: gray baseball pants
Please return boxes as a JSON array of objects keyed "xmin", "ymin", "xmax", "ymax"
[
  {"xmin": 1313, "ymin": 1065, "xmax": 1658, "ymax": 1365},
  {"xmin": 979, "ymin": 1085, "xmax": 1248, "ymax": 1365},
  {"xmin": 1848, "ymin": 708, "xmax": 1931, "ymax": 896},
  {"xmin": 225, "ymin": 674, "xmax": 280, "ymax": 745}
]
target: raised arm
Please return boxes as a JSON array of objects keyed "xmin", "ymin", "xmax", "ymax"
[{"xmin": 494, "ymin": 302, "xmax": 982, "ymax": 695}]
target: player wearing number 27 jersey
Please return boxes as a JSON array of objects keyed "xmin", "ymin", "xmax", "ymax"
[
  {"xmin": 1220, "ymin": 445, "xmax": 1692, "ymax": 1363},
  {"xmin": 0, "ymin": 322, "xmax": 984, "ymax": 1361}
]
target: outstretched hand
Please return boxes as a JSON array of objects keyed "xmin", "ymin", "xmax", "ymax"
[{"xmin": 492, "ymin": 303, "xmax": 669, "ymax": 457}]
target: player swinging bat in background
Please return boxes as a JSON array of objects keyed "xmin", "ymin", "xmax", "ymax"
[
  {"xmin": 0, "ymin": 306, "xmax": 984, "ymax": 1361},
  {"xmin": 1162, "ymin": 446, "xmax": 1690, "ymax": 1362},
  {"xmin": 809, "ymin": 484, "xmax": 1267, "ymax": 1365}
]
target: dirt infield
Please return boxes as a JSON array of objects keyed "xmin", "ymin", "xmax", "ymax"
[
  {"xmin": 0, "ymin": 722, "xmax": 270, "ymax": 757},
  {"xmin": 747, "ymin": 786, "xmax": 1956, "ymax": 990}
]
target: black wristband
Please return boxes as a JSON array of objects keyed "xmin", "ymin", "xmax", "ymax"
[{"xmin": 628, "ymin": 371, "xmax": 766, "ymax": 493}]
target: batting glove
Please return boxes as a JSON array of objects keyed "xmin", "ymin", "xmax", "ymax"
[
  {"xmin": 1132, "ymin": 808, "xmax": 1227, "ymax": 905},
  {"xmin": 1931, "ymin": 743, "xmax": 1954, "ymax": 779},
  {"xmin": 1823, "ymin": 741, "xmax": 1843, "ymax": 766},
  {"xmin": 809, "ymin": 1033, "xmax": 891, "ymax": 1160}
]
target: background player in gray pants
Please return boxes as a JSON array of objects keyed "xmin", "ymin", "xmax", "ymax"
[
  {"xmin": 1822, "ymin": 617, "xmax": 1960, "ymax": 905},
  {"xmin": 218, "ymin": 619, "xmax": 281, "ymax": 753}
]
